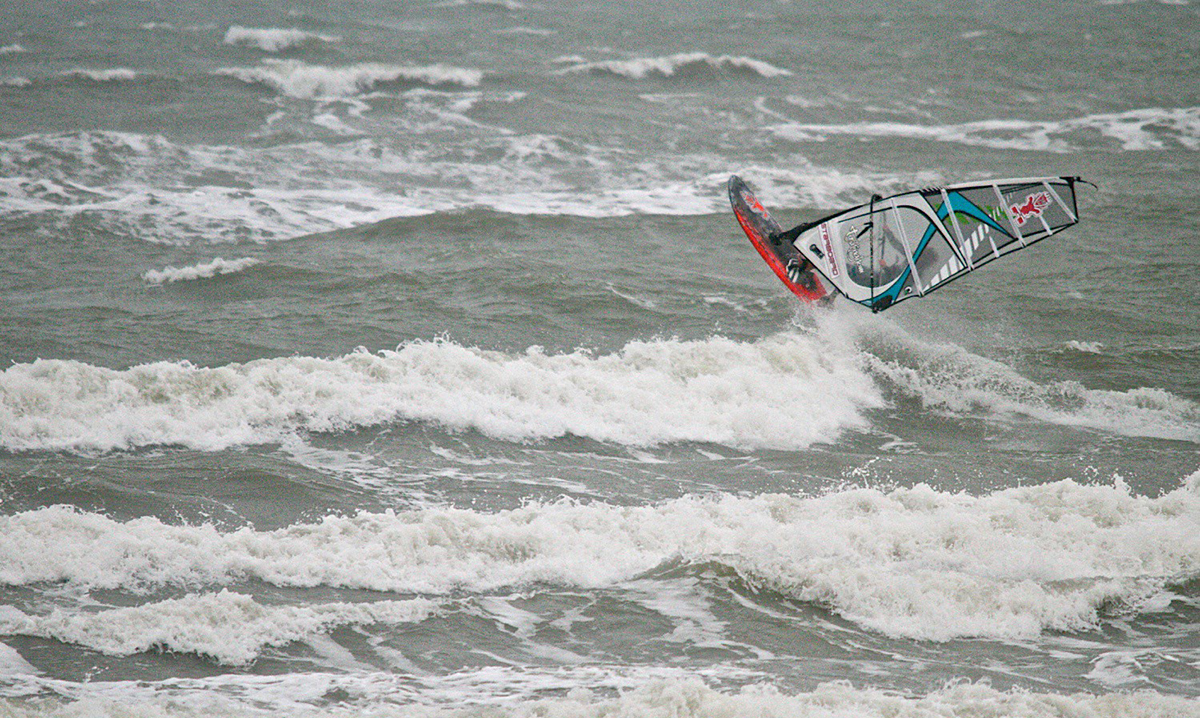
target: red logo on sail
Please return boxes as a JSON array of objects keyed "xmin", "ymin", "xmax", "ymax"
[{"xmin": 1010, "ymin": 191, "xmax": 1051, "ymax": 227}]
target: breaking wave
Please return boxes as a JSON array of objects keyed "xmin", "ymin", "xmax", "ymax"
[
  {"xmin": 1, "ymin": 675, "xmax": 1198, "ymax": 717},
  {"xmin": 222, "ymin": 26, "xmax": 340, "ymax": 52},
  {"xmin": 61, "ymin": 68, "xmax": 140, "ymax": 83},
  {"xmin": 858, "ymin": 318, "xmax": 1200, "ymax": 443},
  {"xmin": 0, "ymin": 128, "xmax": 931, "ymax": 244},
  {"xmin": 4, "ymin": 313, "xmax": 1198, "ymax": 454},
  {"xmin": 0, "ymin": 333, "xmax": 880, "ymax": 453},
  {"xmin": 216, "ymin": 59, "xmax": 484, "ymax": 98},
  {"xmin": 1, "ymin": 477, "xmax": 1197, "ymax": 643},
  {"xmin": 142, "ymin": 257, "xmax": 260, "ymax": 284},
  {"xmin": 556, "ymin": 53, "xmax": 793, "ymax": 80},
  {"xmin": 0, "ymin": 592, "xmax": 437, "ymax": 666},
  {"xmin": 770, "ymin": 106, "xmax": 1200, "ymax": 152}
]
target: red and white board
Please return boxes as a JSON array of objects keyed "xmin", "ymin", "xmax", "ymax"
[{"xmin": 728, "ymin": 175, "xmax": 832, "ymax": 303}]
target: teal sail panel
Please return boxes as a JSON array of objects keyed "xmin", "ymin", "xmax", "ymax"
[{"xmin": 790, "ymin": 176, "xmax": 1084, "ymax": 312}]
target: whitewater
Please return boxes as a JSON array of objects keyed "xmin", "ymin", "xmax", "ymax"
[{"xmin": 4, "ymin": 478, "xmax": 1199, "ymax": 644}]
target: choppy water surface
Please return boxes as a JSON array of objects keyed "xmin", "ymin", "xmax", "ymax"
[{"xmin": 2, "ymin": 1, "xmax": 1199, "ymax": 716}]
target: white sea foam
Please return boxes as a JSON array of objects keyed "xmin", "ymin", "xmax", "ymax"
[
  {"xmin": 440, "ymin": 0, "xmax": 525, "ymax": 9},
  {"xmin": 3, "ymin": 309, "xmax": 1197, "ymax": 453},
  {"xmin": 0, "ymin": 132, "xmax": 405, "ymax": 242},
  {"xmin": 770, "ymin": 106, "xmax": 1200, "ymax": 152},
  {"xmin": 857, "ymin": 319, "xmax": 1200, "ymax": 442},
  {"xmin": 0, "ymin": 44, "xmax": 26, "ymax": 55},
  {"xmin": 216, "ymin": 59, "xmax": 483, "ymax": 98},
  {"xmin": 493, "ymin": 26, "xmax": 556, "ymax": 36},
  {"xmin": 0, "ymin": 591, "xmax": 437, "ymax": 666},
  {"xmin": 142, "ymin": 257, "xmax": 260, "ymax": 284},
  {"xmin": 0, "ymin": 131, "xmax": 919, "ymax": 244},
  {"xmin": 1087, "ymin": 649, "xmax": 1174, "ymax": 688},
  {"xmin": 722, "ymin": 165, "xmax": 940, "ymax": 217},
  {"xmin": 223, "ymin": 26, "xmax": 340, "ymax": 53},
  {"xmin": 0, "ymin": 643, "xmax": 37, "ymax": 677},
  {"xmin": 1064, "ymin": 340, "xmax": 1105, "ymax": 353},
  {"xmin": 606, "ymin": 284, "xmax": 657, "ymax": 310},
  {"xmin": 3, "ymin": 675, "xmax": 1198, "ymax": 718},
  {"xmin": 0, "ymin": 333, "xmax": 880, "ymax": 453},
  {"xmin": 701, "ymin": 295, "xmax": 768, "ymax": 313},
  {"xmin": 1, "ymin": 477, "xmax": 1197, "ymax": 641},
  {"xmin": 557, "ymin": 53, "xmax": 793, "ymax": 80},
  {"xmin": 63, "ymin": 68, "xmax": 139, "ymax": 82}
]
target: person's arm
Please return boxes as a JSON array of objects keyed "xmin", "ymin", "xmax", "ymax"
[{"xmin": 769, "ymin": 219, "xmax": 819, "ymax": 246}]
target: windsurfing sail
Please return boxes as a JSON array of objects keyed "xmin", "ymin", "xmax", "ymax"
[{"xmin": 784, "ymin": 176, "xmax": 1086, "ymax": 312}]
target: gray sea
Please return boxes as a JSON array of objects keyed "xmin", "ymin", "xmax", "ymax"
[{"xmin": 2, "ymin": 1, "xmax": 1199, "ymax": 716}]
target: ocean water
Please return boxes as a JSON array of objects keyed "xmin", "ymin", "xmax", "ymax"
[{"xmin": 1, "ymin": 0, "xmax": 1199, "ymax": 716}]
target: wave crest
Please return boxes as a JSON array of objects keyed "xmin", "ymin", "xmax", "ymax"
[
  {"xmin": 2, "ymin": 478, "xmax": 1197, "ymax": 641},
  {"xmin": 0, "ymin": 591, "xmax": 437, "ymax": 666},
  {"xmin": 62, "ymin": 68, "xmax": 139, "ymax": 83},
  {"xmin": 223, "ymin": 26, "xmax": 340, "ymax": 52},
  {"xmin": 0, "ymin": 334, "xmax": 879, "ymax": 453},
  {"xmin": 142, "ymin": 257, "xmax": 260, "ymax": 284},
  {"xmin": 556, "ymin": 53, "xmax": 792, "ymax": 80},
  {"xmin": 770, "ymin": 106, "xmax": 1200, "ymax": 152},
  {"xmin": 216, "ymin": 59, "xmax": 483, "ymax": 98},
  {"xmin": 858, "ymin": 320, "xmax": 1200, "ymax": 442},
  {"xmin": 2, "ymin": 674, "xmax": 1198, "ymax": 717}
]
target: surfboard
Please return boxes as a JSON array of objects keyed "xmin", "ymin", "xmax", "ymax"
[{"xmin": 728, "ymin": 175, "xmax": 832, "ymax": 303}]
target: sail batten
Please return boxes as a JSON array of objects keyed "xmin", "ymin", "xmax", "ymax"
[{"xmin": 789, "ymin": 176, "xmax": 1085, "ymax": 312}]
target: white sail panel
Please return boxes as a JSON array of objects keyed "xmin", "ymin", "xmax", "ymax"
[{"xmin": 789, "ymin": 176, "xmax": 1084, "ymax": 312}]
